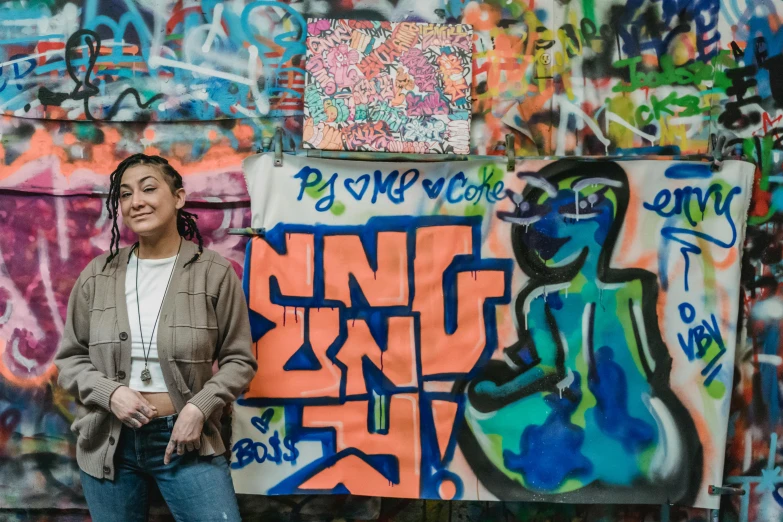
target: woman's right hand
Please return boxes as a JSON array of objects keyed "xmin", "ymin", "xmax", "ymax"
[{"xmin": 110, "ymin": 386, "xmax": 158, "ymax": 428}]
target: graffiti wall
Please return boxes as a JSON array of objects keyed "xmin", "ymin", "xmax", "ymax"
[
  {"xmin": 0, "ymin": 0, "xmax": 731, "ymax": 159},
  {"xmin": 1, "ymin": 0, "xmax": 783, "ymax": 520},
  {"xmin": 235, "ymin": 153, "xmax": 752, "ymax": 508}
]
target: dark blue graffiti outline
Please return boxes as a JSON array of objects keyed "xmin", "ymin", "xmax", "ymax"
[
  {"xmin": 645, "ymin": 164, "xmax": 742, "ymax": 291},
  {"xmin": 37, "ymin": 30, "xmax": 163, "ymax": 121},
  {"xmin": 237, "ymin": 215, "xmax": 512, "ymax": 498}
]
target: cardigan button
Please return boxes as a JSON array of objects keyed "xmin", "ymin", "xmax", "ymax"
[
  {"xmin": 117, "ymin": 371, "xmax": 126, "ymax": 380},
  {"xmin": 103, "ymin": 466, "xmax": 111, "ymax": 474},
  {"xmin": 119, "ymin": 332, "xmax": 128, "ymax": 341},
  {"xmin": 109, "ymin": 436, "xmax": 115, "ymax": 445}
]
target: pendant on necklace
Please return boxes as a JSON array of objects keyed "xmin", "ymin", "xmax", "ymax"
[{"xmin": 140, "ymin": 367, "xmax": 151, "ymax": 383}]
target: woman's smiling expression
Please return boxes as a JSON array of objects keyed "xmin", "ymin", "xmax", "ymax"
[{"xmin": 119, "ymin": 165, "xmax": 185, "ymax": 238}]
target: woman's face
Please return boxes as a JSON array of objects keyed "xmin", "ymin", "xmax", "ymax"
[{"xmin": 119, "ymin": 165, "xmax": 185, "ymax": 238}]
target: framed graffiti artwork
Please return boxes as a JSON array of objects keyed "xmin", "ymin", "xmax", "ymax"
[
  {"xmin": 235, "ymin": 153, "xmax": 754, "ymax": 508},
  {"xmin": 302, "ymin": 19, "xmax": 473, "ymax": 154}
]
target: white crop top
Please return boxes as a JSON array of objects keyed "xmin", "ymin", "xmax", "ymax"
[{"xmin": 125, "ymin": 252, "xmax": 177, "ymax": 392}]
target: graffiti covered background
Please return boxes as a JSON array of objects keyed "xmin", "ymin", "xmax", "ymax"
[
  {"xmin": 1, "ymin": 0, "xmax": 783, "ymax": 520},
  {"xmin": 237, "ymin": 153, "xmax": 753, "ymax": 508},
  {"xmin": 0, "ymin": 193, "xmax": 249, "ymax": 509},
  {"xmin": 303, "ymin": 19, "xmax": 472, "ymax": 153}
]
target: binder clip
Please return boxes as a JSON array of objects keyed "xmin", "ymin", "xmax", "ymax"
[
  {"xmin": 227, "ymin": 227, "xmax": 266, "ymax": 237},
  {"xmin": 710, "ymin": 134, "xmax": 725, "ymax": 172},
  {"xmin": 273, "ymin": 128, "xmax": 283, "ymax": 167},
  {"xmin": 506, "ymin": 134, "xmax": 515, "ymax": 172}
]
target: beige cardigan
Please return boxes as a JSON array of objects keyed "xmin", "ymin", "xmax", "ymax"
[{"xmin": 54, "ymin": 240, "xmax": 257, "ymax": 480}]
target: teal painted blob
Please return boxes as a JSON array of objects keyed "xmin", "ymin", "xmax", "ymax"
[{"xmin": 772, "ymin": 186, "xmax": 783, "ymax": 211}]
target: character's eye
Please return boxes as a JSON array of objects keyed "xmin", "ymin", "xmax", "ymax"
[
  {"xmin": 497, "ymin": 189, "xmax": 547, "ymax": 225},
  {"xmin": 559, "ymin": 189, "xmax": 607, "ymax": 220}
]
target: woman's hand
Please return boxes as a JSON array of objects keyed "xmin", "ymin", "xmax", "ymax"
[
  {"xmin": 110, "ymin": 386, "xmax": 158, "ymax": 428},
  {"xmin": 164, "ymin": 403, "xmax": 205, "ymax": 465}
]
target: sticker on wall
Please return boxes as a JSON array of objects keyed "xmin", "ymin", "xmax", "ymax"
[
  {"xmin": 303, "ymin": 19, "xmax": 473, "ymax": 154},
  {"xmin": 235, "ymin": 153, "xmax": 754, "ymax": 508}
]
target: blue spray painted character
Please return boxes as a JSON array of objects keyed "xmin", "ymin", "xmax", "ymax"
[{"xmin": 458, "ymin": 161, "xmax": 703, "ymax": 504}]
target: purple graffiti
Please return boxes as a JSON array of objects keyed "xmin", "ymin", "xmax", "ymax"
[
  {"xmin": 401, "ymin": 48, "xmax": 438, "ymax": 93},
  {"xmin": 406, "ymin": 92, "xmax": 448, "ymax": 116}
]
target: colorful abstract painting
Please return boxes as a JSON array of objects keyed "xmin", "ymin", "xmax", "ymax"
[
  {"xmin": 235, "ymin": 153, "xmax": 754, "ymax": 508},
  {"xmin": 303, "ymin": 19, "xmax": 473, "ymax": 154}
]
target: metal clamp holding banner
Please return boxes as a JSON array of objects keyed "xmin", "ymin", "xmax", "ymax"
[
  {"xmin": 709, "ymin": 134, "xmax": 725, "ymax": 172},
  {"xmin": 506, "ymin": 134, "xmax": 515, "ymax": 172},
  {"xmin": 274, "ymin": 128, "xmax": 283, "ymax": 167}
]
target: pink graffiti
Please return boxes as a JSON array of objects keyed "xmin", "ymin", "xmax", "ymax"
[
  {"xmin": 307, "ymin": 19, "xmax": 332, "ymax": 35},
  {"xmin": 306, "ymin": 55, "xmax": 337, "ymax": 96},
  {"xmin": 3, "ymin": 328, "xmax": 54, "ymax": 379},
  {"xmin": 307, "ymin": 20, "xmax": 352, "ymax": 55},
  {"xmin": 400, "ymin": 48, "xmax": 438, "ymax": 93},
  {"xmin": 326, "ymin": 44, "xmax": 363, "ymax": 89},
  {"xmin": 406, "ymin": 92, "xmax": 448, "ymax": 116},
  {"xmin": 420, "ymin": 25, "xmax": 472, "ymax": 51}
]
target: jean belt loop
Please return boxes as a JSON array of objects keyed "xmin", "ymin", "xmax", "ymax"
[{"xmin": 167, "ymin": 414, "xmax": 175, "ymax": 430}]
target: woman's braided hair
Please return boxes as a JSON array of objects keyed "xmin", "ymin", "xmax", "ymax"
[{"xmin": 102, "ymin": 154, "xmax": 203, "ymax": 271}]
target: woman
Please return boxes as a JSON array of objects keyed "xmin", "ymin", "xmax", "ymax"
[{"xmin": 54, "ymin": 154, "xmax": 257, "ymax": 522}]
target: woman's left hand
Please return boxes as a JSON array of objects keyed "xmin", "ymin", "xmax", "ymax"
[{"xmin": 164, "ymin": 403, "xmax": 206, "ymax": 465}]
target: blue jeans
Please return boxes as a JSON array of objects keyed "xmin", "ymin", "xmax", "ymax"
[{"xmin": 80, "ymin": 414, "xmax": 241, "ymax": 522}]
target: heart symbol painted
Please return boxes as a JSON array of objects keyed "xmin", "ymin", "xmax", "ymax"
[
  {"xmin": 344, "ymin": 174, "xmax": 370, "ymax": 201},
  {"xmin": 422, "ymin": 177, "xmax": 446, "ymax": 199}
]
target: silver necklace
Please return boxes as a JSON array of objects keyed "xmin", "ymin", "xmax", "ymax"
[{"xmin": 135, "ymin": 238, "xmax": 181, "ymax": 383}]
